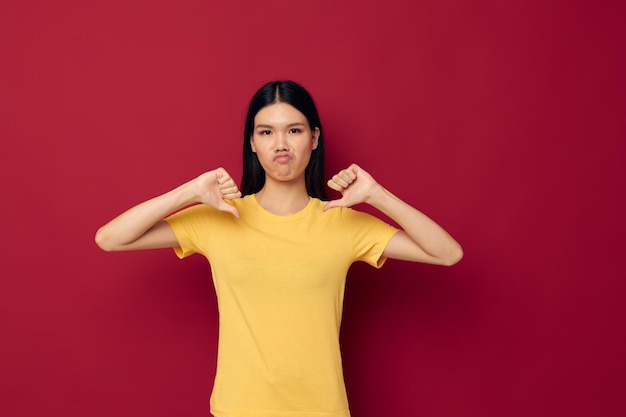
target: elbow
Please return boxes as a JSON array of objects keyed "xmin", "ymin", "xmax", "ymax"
[
  {"xmin": 440, "ymin": 243, "xmax": 464, "ymax": 266},
  {"xmin": 94, "ymin": 227, "xmax": 115, "ymax": 252}
]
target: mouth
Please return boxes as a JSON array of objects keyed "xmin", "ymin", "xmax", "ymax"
[{"xmin": 273, "ymin": 154, "xmax": 291, "ymax": 163}]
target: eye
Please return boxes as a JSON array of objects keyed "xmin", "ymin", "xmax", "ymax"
[
  {"xmin": 259, "ymin": 130, "xmax": 272, "ymax": 135},
  {"xmin": 288, "ymin": 128, "xmax": 301, "ymax": 134}
]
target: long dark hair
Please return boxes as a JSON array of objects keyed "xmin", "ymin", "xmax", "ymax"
[{"xmin": 241, "ymin": 80, "xmax": 328, "ymax": 200}]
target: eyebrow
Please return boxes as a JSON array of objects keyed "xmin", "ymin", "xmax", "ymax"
[{"xmin": 255, "ymin": 122, "xmax": 307, "ymax": 129}]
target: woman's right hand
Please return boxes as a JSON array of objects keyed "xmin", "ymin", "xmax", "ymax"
[
  {"xmin": 95, "ymin": 167, "xmax": 241, "ymax": 251},
  {"xmin": 193, "ymin": 168, "xmax": 242, "ymax": 218}
]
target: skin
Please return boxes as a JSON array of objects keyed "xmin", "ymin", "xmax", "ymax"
[
  {"xmin": 325, "ymin": 164, "xmax": 462, "ymax": 264},
  {"xmin": 250, "ymin": 102, "xmax": 319, "ymax": 215},
  {"xmin": 95, "ymin": 102, "xmax": 462, "ymax": 266}
]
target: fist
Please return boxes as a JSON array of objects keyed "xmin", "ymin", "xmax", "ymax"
[
  {"xmin": 194, "ymin": 167, "xmax": 241, "ymax": 218},
  {"xmin": 324, "ymin": 164, "xmax": 379, "ymax": 211}
]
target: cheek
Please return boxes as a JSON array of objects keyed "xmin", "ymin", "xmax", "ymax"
[{"xmin": 300, "ymin": 146, "xmax": 315, "ymax": 164}]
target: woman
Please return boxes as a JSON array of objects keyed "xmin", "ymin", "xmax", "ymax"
[{"xmin": 95, "ymin": 80, "xmax": 462, "ymax": 417}]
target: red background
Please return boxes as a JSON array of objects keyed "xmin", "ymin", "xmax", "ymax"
[{"xmin": 1, "ymin": 1, "xmax": 625, "ymax": 416}]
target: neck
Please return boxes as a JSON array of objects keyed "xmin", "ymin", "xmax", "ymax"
[{"xmin": 255, "ymin": 179, "xmax": 310, "ymax": 216}]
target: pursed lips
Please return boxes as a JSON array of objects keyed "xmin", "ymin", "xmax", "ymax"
[{"xmin": 273, "ymin": 153, "xmax": 292, "ymax": 163}]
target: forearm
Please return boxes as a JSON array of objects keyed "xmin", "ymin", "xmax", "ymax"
[
  {"xmin": 367, "ymin": 185, "xmax": 463, "ymax": 265},
  {"xmin": 95, "ymin": 180, "xmax": 198, "ymax": 251}
]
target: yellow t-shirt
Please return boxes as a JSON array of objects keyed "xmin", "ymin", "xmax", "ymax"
[{"xmin": 165, "ymin": 195, "xmax": 398, "ymax": 417}]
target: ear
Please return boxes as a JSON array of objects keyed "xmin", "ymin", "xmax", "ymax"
[
  {"xmin": 250, "ymin": 137, "xmax": 256, "ymax": 153},
  {"xmin": 312, "ymin": 127, "xmax": 320, "ymax": 150}
]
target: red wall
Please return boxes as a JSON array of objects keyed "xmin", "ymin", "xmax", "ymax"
[{"xmin": 1, "ymin": 1, "xmax": 624, "ymax": 416}]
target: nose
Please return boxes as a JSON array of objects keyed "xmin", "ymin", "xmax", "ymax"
[{"xmin": 274, "ymin": 132, "xmax": 289, "ymax": 151}]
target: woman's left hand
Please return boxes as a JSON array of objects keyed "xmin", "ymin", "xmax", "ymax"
[{"xmin": 323, "ymin": 163, "xmax": 380, "ymax": 210}]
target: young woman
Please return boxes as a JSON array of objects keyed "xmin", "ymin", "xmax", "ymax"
[{"xmin": 95, "ymin": 80, "xmax": 462, "ymax": 417}]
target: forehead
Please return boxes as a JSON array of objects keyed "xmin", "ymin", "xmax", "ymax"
[{"xmin": 254, "ymin": 102, "xmax": 308, "ymax": 126}]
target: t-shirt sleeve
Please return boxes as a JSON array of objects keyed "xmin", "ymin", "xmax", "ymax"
[
  {"xmin": 342, "ymin": 208, "xmax": 399, "ymax": 268},
  {"xmin": 164, "ymin": 204, "xmax": 214, "ymax": 259}
]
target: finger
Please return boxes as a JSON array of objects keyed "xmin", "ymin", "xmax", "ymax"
[
  {"xmin": 227, "ymin": 206, "xmax": 241, "ymax": 219},
  {"xmin": 345, "ymin": 166, "xmax": 358, "ymax": 181},
  {"xmin": 217, "ymin": 176, "xmax": 235, "ymax": 186},
  {"xmin": 230, "ymin": 207, "xmax": 241, "ymax": 219},
  {"xmin": 216, "ymin": 167, "xmax": 237, "ymax": 184},
  {"xmin": 337, "ymin": 167, "xmax": 358, "ymax": 184},
  {"xmin": 218, "ymin": 201, "xmax": 240, "ymax": 219},
  {"xmin": 215, "ymin": 168, "xmax": 224, "ymax": 182},
  {"xmin": 327, "ymin": 179, "xmax": 344, "ymax": 193},
  {"xmin": 323, "ymin": 197, "xmax": 348, "ymax": 211},
  {"xmin": 218, "ymin": 175, "xmax": 234, "ymax": 186},
  {"xmin": 330, "ymin": 174, "xmax": 351, "ymax": 189},
  {"xmin": 222, "ymin": 191, "xmax": 242, "ymax": 200},
  {"xmin": 334, "ymin": 166, "xmax": 357, "ymax": 182},
  {"xmin": 323, "ymin": 199, "xmax": 339, "ymax": 211},
  {"xmin": 348, "ymin": 163, "xmax": 360, "ymax": 175},
  {"xmin": 220, "ymin": 184, "xmax": 240, "ymax": 194}
]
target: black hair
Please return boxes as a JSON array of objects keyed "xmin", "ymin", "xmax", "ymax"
[{"xmin": 241, "ymin": 80, "xmax": 328, "ymax": 200}]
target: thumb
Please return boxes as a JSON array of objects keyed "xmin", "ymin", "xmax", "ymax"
[
  {"xmin": 323, "ymin": 198, "xmax": 346, "ymax": 211},
  {"xmin": 218, "ymin": 200, "xmax": 241, "ymax": 219}
]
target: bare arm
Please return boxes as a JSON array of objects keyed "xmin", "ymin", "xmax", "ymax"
[
  {"xmin": 323, "ymin": 164, "xmax": 463, "ymax": 266},
  {"xmin": 95, "ymin": 168, "xmax": 241, "ymax": 252}
]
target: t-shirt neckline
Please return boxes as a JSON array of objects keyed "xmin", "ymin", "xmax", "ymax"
[{"xmin": 250, "ymin": 194, "xmax": 316, "ymax": 221}]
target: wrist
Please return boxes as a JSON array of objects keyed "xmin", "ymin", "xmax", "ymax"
[
  {"xmin": 365, "ymin": 183, "xmax": 387, "ymax": 206},
  {"xmin": 173, "ymin": 180, "xmax": 203, "ymax": 207}
]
